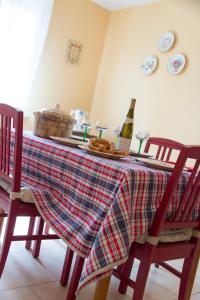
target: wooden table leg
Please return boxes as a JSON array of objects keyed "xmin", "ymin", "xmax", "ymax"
[{"xmin": 93, "ymin": 275, "xmax": 111, "ymax": 300}]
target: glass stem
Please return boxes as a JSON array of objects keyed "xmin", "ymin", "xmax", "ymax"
[
  {"xmin": 138, "ymin": 140, "xmax": 143, "ymax": 156},
  {"xmin": 99, "ymin": 130, "xmax": 103, "ymax": 138},
  {"xmin": 115, "ymin": 136, "xmax": 119, "ymax": 148},
  {"xmin": 83, "ymin": 127, "xmax": 88, "ymax": 141}
]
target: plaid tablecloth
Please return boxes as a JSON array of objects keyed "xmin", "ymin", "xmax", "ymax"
[{"xmin": 21, "ymin": 132, "xmax": 190, "ymax": 290}]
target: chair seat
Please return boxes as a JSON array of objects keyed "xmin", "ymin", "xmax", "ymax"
[
  {"xmin": 0, "ymin": 178, "xmax": 34, "ymax": 204},
  {"xmin": 136, "ymin": 228, "xmax": 192, "ymax": 244}
]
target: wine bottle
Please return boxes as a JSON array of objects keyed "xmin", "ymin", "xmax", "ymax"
[{"xmin": 117, "ymin": 98, "xmax": 136, "ymax": 151}]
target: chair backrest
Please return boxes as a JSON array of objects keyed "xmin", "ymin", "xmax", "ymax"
[
  {"xmin": 150, "ymin": 145, "xmax": 200, "ymax": 237},
  {"xmin": 144, "ymin": 137, "xmax": 184, "ymax": 162},
  {"xmin": 0, "ymin": 103, "xmax": 23, "ymax": 192}
]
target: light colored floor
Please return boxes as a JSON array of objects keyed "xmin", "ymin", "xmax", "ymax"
[{"xmin": 0, "ymin": 218, "xmax": 199, "ymax": 300}]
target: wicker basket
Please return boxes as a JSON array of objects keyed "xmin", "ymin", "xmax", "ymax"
[{"xmin": 33, "ymin": 105, "xmax": 76, "ymax": 138}]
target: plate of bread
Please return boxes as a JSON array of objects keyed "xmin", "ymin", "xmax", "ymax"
[{"xmin": 79, "ymin": 138, "xmax": 129, "ymax": 160}]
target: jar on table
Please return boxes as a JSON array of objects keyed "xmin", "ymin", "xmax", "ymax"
[{"xmin": 33, "ymin": 104, "xmax": 76, "ymax": 138}]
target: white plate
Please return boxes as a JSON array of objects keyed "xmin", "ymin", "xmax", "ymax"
[
  {"xmin": 167, "ymin": 53, "xmax": 186, "ymax": 75},
  {"xmin": 138, "ymin": 158, "xmax": 190, "ymax": 172},
  {"xmin": 158, "ymin": 31, "xmax": 175, "ymax": 52},
  {"xmin": 137, "ymin": 158, "xmax": 175, "ymax": 171},
  {"xmin": 50, "ymin": 136, "xmax": 86, "ymax": 147},
  {"xmin": 70, "ymin": 134, "xmax": 89, "ymax": 142},
  {"xmin": 129, "ymin": 151, "xmax": 154, "ymax": 159},
  {"xmin": 79, "ymin": 145, "xmax": 128, "ymax": 160},
  {"xmin": 141, "ymin": 55, "xmax": 158, "ymax": 75}
]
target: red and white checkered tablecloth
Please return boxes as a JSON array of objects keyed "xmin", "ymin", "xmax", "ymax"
[{"xmin": 20, "ymin": 132, "xmax": 190, "ymax": 291}]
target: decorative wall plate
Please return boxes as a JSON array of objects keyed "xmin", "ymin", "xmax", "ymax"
[
  {"xmin": 141, "ymin": 55, "xmax": 158, "ymax": 76},
  {"xmin": 167, "ymin": 53, "xmax": 186, "ymax": 75},
  {"xmin": 158, "ymin": 31, "xmax": 175, "ymax": 52}
]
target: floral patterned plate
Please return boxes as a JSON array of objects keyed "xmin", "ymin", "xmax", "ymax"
[
  {"xmin": 141, "ymin": 55, "xmax": 158, "ymax": 76},
  {"xmin": 158, "ymin": 31, "xmax": 175, "ymax": 52},
  {"xmin": 167, "ymin": 54, "xmax": 185, "ymax": 75},
  {"xmin": 167, "ymin": 53, "xmax": 186, "ymax": 75}
]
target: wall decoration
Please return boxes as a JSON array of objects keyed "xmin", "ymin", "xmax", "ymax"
[
  {"xmin": 158, "ymin": 31, "xmax": 175, "ymax": 52},
  {"xmin": 141, "ymin": 55, "xmax": 158, "ymax": 76},
  {"xmin": 167, "ymin": 53, "xmax": 186, "ymax": 75},
  {"xmin": 66, "ymin": 40, "xmax": 82, "ymax": 66}
]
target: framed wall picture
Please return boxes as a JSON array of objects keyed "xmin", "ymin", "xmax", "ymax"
[{"xmin": 66, "ymin": 40, "xmax": 82, "ymax": 66}]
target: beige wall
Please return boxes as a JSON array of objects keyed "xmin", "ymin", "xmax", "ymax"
[
  {"xmin": 90, "ymin": 0, "xmax": 200, "ymax": 149},
  {"xmin": 24, "ymin": 0, "xmax": 109, "ymax": 129}
]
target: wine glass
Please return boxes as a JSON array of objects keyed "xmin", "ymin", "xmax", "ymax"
[
  {"xmin": 81, "ymin": 119, "xmax": 92, "ymax": 142},
  {"xmin": 95, "ymin": 121, "xmax": 108, "ymax": 138},
  {"xmin": 135, "ymin": 130, "xmax": 150, "ymax": 156},
  {"xmin": 70, "ymin": 110, "xmax": 88, "ymax": 131},
  {"xmin": 113, "ymin": 125, "xmax": 121, "ymax": 147}
]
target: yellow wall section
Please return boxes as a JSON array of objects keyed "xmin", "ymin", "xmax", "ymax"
[
  {"xmin": 90, "ymin": 0, "xmax": 200, "ymax": 148},
  {"xmin": 24, "ymin": 0, "xmax": 109, "ymax": 129}
]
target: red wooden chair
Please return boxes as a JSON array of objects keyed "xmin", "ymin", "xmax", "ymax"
[
  {"xmin": 144, "ymin": 137, "xmax": 183, "ymax": 162},
  {"xmin": 0, "ymin": 103, "xmax": 58, "ymax": 276},
  {"xmin": 113, "ymin": 145, "xmax": 200, "ymax": 300},
  {"xmin": 60, "ymin": 249, "xmax": 85, "ymax": 300}
]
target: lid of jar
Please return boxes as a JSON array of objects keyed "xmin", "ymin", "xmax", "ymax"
[{"xmin": 34, "ymin": 104, "xmax": 75, "ymax": 123}]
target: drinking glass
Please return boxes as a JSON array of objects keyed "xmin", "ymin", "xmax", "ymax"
[
  {"xmin": 81, "ymin": 119, "xmax": 92, "ymax": 142},
  {"xmin": 113, "ymin": 125, "xmax": 121, "ymax": 147},
  {"xmin": 70, "ymin": 110, "xmax": 88, "ymax": 131},
  {"xmin": 95, "ymin": 121, "xmax": 108, "ymax": 138},
  {"xmin": 135, "ymin": 130, "xmax": 150, "ymax": 156}
]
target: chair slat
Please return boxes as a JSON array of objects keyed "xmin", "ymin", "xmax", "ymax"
[
  {"xmin": 161, "ymin": 146, "xmax": 167, "ymax": 160},
  {"xmin": 2, "ymin": 116, "xmax": 7, "ymax": 173},
  {"xmin": 156, "ymin": 146, "xmax": 161, "ymax": 159},
  {"xmin": 166, "ymin": 148, "xmax": 172, "ymax": 161},
  {"xmin": 0, "ymin": 115, "xmax": 3, "ymax": 170},
  {"xmin": 6, "ymin": 117, "xmax": 11, "ymax": 176},
  {"xmin": 187, "ymin": 185, "xmax": 200, "ymax": 221}
]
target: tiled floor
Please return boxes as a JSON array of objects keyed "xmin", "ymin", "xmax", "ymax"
[{"xmin": 0, "ymin": 218, "xmax": 199, "ymax": 300}]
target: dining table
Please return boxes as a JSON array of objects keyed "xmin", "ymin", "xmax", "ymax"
[{"xmin": 19, "ymin": 131, "xmax": 192, "ymax": 299}]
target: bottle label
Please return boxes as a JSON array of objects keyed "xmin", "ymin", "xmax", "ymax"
[
  {"xmin": 117, "ymin": 137, "xmax": 131, "ymax": 151},
  {"xmin": 124, "ymin": 117, "xmax": 133, "ymax": 124}
]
